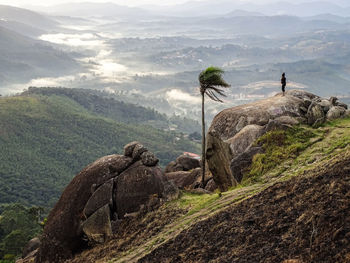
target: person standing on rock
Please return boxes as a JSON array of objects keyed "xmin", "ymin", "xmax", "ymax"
[{"xmin": 281, "ymin": 72, "xmax": 286, "ymax": 96}]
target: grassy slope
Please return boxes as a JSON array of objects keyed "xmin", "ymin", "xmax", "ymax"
[
  {"xmin": 0, "ymin": 95, "xmax": 200, "ymax": 208},
  {"xmin": 69, "ymin": 116, "xmax": 350, "ymax": 263}
]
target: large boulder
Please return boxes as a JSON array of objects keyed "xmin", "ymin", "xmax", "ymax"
[
  {"xmin": 36, "ymin": 142, "xmax": 177, "ymax": 263},
  {"xmin": 207, "ymin": 90, "xmax": 347, "ymax": 191},
  {"xmin": 115, "ymin": 161, "xmax": 168, "ymax": 217},
  {"xmin": 36, "ymin": 154, "xmax": 132, "ymax": 263},
  {"xmin": 165, "ymin": 171, "xmax": 194, "ymax": 189},
  {"xmin": 165, "ymin": 155, "xmax": 200, "ymax": 173}
]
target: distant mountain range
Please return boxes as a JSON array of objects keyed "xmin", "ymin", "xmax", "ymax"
[
  {"xmin": 33, "ymin": 2, "xmax": 154, "ymax": 18},
  {"xmin": 25, "ymin": 1, "xmax": 350, "ymax": 18}
]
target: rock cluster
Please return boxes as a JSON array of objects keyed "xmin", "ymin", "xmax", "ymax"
[
  {"xmin": 164, "ymin": 155, "xmax": 217, "ymax": 192},
  {"xmin": 207, "ymin": 90, "xmax": 349, "ymax": 191},
  {"xmin": 35, "ymin": 142, "xmax": 178, "ymax": 263}
]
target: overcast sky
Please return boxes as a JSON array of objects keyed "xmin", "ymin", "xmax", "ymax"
[
  {"xmin": 2, "ymin": 0, "xmax": 192, "ymax": 7},
  {"xmin": 0, "ymin": 0, "xmax": 348, "ymax": 8}
]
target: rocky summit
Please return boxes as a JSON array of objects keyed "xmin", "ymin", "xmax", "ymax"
[
  {"xmin": 206, "ymin": 90, "xmax": 349, "ymax": 191},
  {"xmin": 34, "ymin": 142, "xmax": 178, "ymax": 263}
]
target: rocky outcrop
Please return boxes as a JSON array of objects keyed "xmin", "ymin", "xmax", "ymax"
[
  {"xmin": 35, "ymin": 142, "xmax": 178, "ymax": 263},
  {"xmin": 207, "ymin": 90, "xmax": 348, "ymax": 191}
]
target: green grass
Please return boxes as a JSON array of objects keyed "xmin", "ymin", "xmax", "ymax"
[
  {"xmin": 176, "ymin": 192, "xmax": 220, "ymax": 216},
  {"xmin": 242, "ymin": 126, "xmax": 319, "ymax": 184}
]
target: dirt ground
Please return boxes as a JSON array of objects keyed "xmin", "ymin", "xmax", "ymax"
[
  {"xmin": 138, "ymin": 154, "xmax": 350, "ymax": 263},
  {"xmin": 67, "ymin": 204, "xmax": 188, "ymax": 263}
]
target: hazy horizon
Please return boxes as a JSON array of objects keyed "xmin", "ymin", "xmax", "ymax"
[{"xmin": 1, "ymin": 0, "xmax": 349, "ymax": 8}]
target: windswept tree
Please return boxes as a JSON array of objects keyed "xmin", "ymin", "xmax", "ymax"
[{"xmin": 199, "ymin": 67, "xmax": 230, "ymax": 187}]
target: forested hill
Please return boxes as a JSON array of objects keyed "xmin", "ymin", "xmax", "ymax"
[
  {"xmin": 22, "ymin": 87, "xmax": 201, "ymax": 134},
  {"xmin": 0, "ymin": 89, "xmax": 200, "ymax": 209}
]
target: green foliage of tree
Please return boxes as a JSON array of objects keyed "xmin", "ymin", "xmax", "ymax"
[
  {"xmin": 0, "ymin": 204, "xmax": 42, "ymax": 260},
  {"xmin": 0, "ymin": 91, "xmax": 200, "ymax": 208},
  {"xmin": 198, "ymin": 67, "xmax": 230, "ymax": 186}
]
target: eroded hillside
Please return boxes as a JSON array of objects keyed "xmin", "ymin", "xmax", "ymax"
[{"xmin": 66, "ymin": 116, "xmax": 350, "ymax": 263}]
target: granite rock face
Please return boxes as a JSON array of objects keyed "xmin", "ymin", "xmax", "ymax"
[
  {"xmin": 35, "ymin": 142, "xmax": 178, "ymax": 263},
  {"xmin": 207, "ymin": 90, "xmax": 348, "ymax": 191}
]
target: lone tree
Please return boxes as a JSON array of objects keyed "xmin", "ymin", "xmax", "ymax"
[{"xmin": 199, "ymin": 66, "xmax": 230, "ymax": 187}]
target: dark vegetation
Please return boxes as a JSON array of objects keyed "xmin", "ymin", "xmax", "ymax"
[
  {"xmin": 0, "ymin": 88, "xmax": 200, "ymax": 209},
  {"xmin": 0, "ymin": 204, "xmax": 42, "ymax": 262}
]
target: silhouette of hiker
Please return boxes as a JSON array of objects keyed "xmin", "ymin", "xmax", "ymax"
[{"xmin": 281, "ymin": 72, "xmax": 286, "ymax": 96}]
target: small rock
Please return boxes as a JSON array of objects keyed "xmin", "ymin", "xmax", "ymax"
[
  {"xmin": 329, "ymin": 96, "xmax": 338, "ymax": 106},
  {"xmin": 336, "ymin": 102, "xmax": 348, "ymax": 110},
  {"xmin": 346, "ymin": 110, "xmax": 350, "ymax": 117},
  {"xmin": 327, "ymin": 106, "xmax": 346, "ymax": 120},
  {"xmin": 205, "ymin": 179, "xmax": 218, "ymax": 192},
  {"xmin": 318, "ymin": 99, "xmax": 332, "ymax": 112},
  {"xmin": 141, "ymin": 151, "xmax": 159, "ymax": 167},
  {"xmin": 22, "ymin": 237, "xmax": 40, "ymax": 259},
  {"xmin": 132, "ymin": 143, "xmax": 148, "ymax": 161},
  {"xmin": 123, "ymin": 141, "xmax": 139, "ymax": 157},
  {"xmin": 162, "ymin": 180, "xmax": 180, "ymax": 201},
  {"xmin": 307, "ymin": 103, "xmax": 325, "ymax": 126}
]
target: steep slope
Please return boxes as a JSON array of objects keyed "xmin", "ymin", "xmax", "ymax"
[
  {"xmin": 0, "ymin": 5, "xmax": 58, "ymax": 30},
  {"xmin": 0, "ymin": 26, "xmax": 79, "ymax": 87},
  {"xmin": 0, "ymin": 93, "xmax": 199, "ymax": 208},
  {"xmin": 67, "ymin": 116, "xmax": 350, "ymax": 263}
]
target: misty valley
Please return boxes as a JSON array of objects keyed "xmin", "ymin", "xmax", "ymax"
[{"xmin": 1, "ymin": 2, "xmax": 350, "ymax": 122}]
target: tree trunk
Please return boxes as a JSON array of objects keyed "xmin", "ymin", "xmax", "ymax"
[{"xmin": 201, "ymin": 92, "xmax": 205, "ymax": 187}]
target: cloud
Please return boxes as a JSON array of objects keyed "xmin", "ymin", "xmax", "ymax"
[
  {"xmin": 166, "ymin": 89, "xmax": 201, "ymax": 105},
  {"xmin": 39, "ymin": 33, "xmax": 103, "ymax": 47}
]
